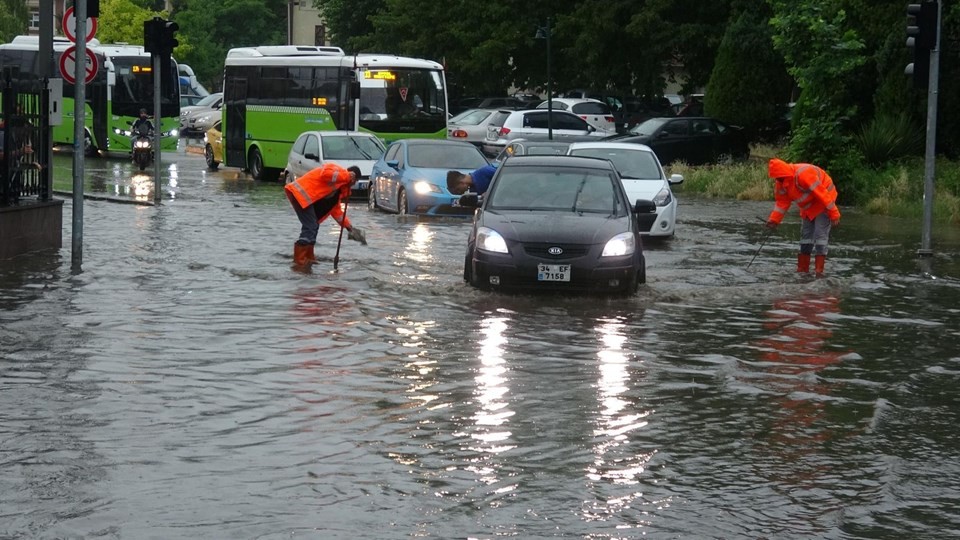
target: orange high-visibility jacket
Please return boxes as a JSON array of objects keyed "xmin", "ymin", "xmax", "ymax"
[
  {"xmin": 767, "ymin": 158, "xmax": 841, "ymax": 225},
  {"xmin": 284, "ymin": 163, "xmax": 353, "ymax": 230}
]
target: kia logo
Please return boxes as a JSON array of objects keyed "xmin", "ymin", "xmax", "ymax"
[{"xmin": 548, "ymin": 246, "xmax": 563, "ymax": 255}]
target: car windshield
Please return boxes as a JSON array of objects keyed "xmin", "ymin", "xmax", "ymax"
[
  {"xmin": 488, "ymin": 167, "xmax": 621, "ymax": 214},
  {"xmin": 524, "ymin": 144, "xmax": 570, "ymax": 156},
  {"xmin": 194, "ymin": 93, "xmax": 221, "ymax": 107},
  {"xmin": 569, "ymin": 148, "xmax": 662, "ymax": 179},
  {"xmin": 629, "ymin": 118, "xmax": 668, "ymax": 136},
  {"xmin": 322, "ymin": 136, "xmax": 385, "ymax": 161},
  {"xmin": 408, "ymin": 144, "xmax": 488, "ymax": 169},
  {"xmin": 450, "ymin": 109, "xmax": 493, "ymax": 126}
]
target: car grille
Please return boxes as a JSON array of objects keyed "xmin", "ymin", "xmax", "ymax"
[{"xmin": 523, "ymin": 243, "xmax": 589, "ymax": 259}]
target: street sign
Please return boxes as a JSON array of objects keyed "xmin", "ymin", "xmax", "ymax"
[
  {"xmin": 62, "ymin": 6, "xmax": 98, "ymax": 43},
  {"xmin": 59, "ymin": 45, "xmax": 99, "ymax": 85}
]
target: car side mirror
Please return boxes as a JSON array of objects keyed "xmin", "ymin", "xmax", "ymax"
[
  {"xmin": 459, "ymin": 193, "xmax": 480, "ymax": 208},
  {"xmin": 633, "ymin": 199, "xmax": 656, "ymax": 214},
  {"xmin": 386, "ymin": 159, "xmax": 400, "ymax": 169},
  {"xmin": 658, "ymin": 131, "xmax": 670, "ymax": 138},
  {"xmin": 669, "ymin": 173, "xmax": 684, "ymax": 185},
  {"xmin": 304, "ymin": 152, "xmax": 319, "ymax": 161}
]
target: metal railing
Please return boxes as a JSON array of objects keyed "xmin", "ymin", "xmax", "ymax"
[{"xmin": 1, "ymin": 75, "xmax": 52, "ymax": 207}]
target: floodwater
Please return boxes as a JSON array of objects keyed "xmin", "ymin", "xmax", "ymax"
[{"xmin": 2, "ymin": 146, "xmax": 960, "ymax": 539}]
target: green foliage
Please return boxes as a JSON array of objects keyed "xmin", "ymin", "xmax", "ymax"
[
  {"xmin": 97, "ymin": 0, "xmax": 164, "ymax": 46},
  {"xmin": 856, "ymin": 112, "xmax": 924, "ymax": 166},
  {"xmin": 669, "ymin": 160, "xmax": 772, "ymax": 200},
  {"xmin": 704, "ymin": 1, "xmax": 793, "ymax": 137},
  {"xmin": 0, "ymin": 0, "xmax": 29, "ymax": 43}
]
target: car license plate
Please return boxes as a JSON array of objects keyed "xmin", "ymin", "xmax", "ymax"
[
  {"xmin": 356, "ymin": 180, "xmax": 369, "ymax": 190},
  {"xmin": 538, "ymin": 264, "xmax": 570, "ymax": 282}
]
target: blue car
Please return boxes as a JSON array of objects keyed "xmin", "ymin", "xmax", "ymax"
[{"xmin": 368, "ymin": 139, "xmax": 489, "ymax": 215}]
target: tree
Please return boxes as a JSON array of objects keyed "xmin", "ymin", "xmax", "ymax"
[
  {"xmin": 97, "ymin": 0, "xmax": 164, "ymax": 45},
  {"xmin": 312, "ymin": 0, "xmax": 384, "ymax": 51},
  {"xmin": 0, "ymin": 0, "xmax": 29, "ymax": 44},
  {"xmin": 704, "ymin": 0, "xmax": 793, "ymax": 139}
]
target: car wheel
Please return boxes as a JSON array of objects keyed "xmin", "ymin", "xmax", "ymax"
[
  {"xmin": 249, "ymin": 147, "xmax": 265, "ymax": 180},
  {"xmin": 397, "ymin": 188, "xmax": 408, "ymax": 215},
  {"xmin": 368, "ymin": 182, "xmax": 378, "ymax": 211},
  {"xmin": 463, "ymin": 251, "xmax": 472, "ymax": 282},
  {"xmin": 204, "ymin": 144, "xmax": 219, "ymax": 170}
]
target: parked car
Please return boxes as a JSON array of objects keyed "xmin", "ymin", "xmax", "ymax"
[
  {"xmin": 284, "ymin": 130, "xmax": 387, "ymax": 196},
  {"xmin": 450, "ymin": 97, "xmax": 526, "ymax": 115},
  {"xmin": 203, "ymin": 120, "xmax": 223, "ymax": 171},
  {"xmin": 536, "ymin": 98, "xmax": 617, "ymax": 133},
  {"xmin": 369, "ymin": 139, "xmax": 489, "ymax": 215},
  {"xmin": 447, "ymin": 108, "xmax": 498, "ymax": 147},
  {"xmin": 493, "ymin": 138, "xmax": 571, "ymax": 164},
  {"xmin": 566, "ymin": 141, "xmax": 683, "ymax": 238},
  {"xmin": 608, "ymin": 116, "xmax": 750, "ymax": 165},
  {"xmin": 459, "ymin": 155, "xmax": 657, "ymax": 295},
  {"xmin": 179, "ymin": 92, "xmax": 223, "ymax": 136},
  {"xmin": 482, "ymin": 109, "xmax": 613, "ymax": 157}
]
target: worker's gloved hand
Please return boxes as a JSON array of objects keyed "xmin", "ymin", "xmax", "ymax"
[
  {"xmin": 347, "ymin": 226, "xmax": 367, "ymax": 245},
  {"xmin": 831, "ymin": 218, "xmax": 840, "ymax": 228},
  {"xmin": 765, "ymin": 220, "xmax": 779, "ymax": 230}
]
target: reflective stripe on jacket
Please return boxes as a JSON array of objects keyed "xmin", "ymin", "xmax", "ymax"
[
  {"xmin": 767, "ymin": 158, "xmax": 840, "ymax": 224},
  {"xmin": 284, "ymin": 163, "xmax": 353, "ymax": 229}
]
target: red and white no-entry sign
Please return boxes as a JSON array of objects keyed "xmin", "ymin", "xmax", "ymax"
[
  {"xmin": 59, "ymin": 45, "xmax": 99, "ymax": 84},
  {"xmin": 62, "ymin": 6, "xmax": 98, "ymax": 43}
]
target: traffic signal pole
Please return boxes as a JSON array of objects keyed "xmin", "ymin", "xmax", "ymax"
[
  {"xmin": 153, "ymin": 50, "xmax": 161, "ymax": 202},
  {"xmin": 72, "ymin": 0, "xmax": 87, "ymax": 271},
  {"xmin": 918, "ymin": 0, "xmax": 941, "ymax": 259}
]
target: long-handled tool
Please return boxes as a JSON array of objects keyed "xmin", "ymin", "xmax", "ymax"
[
  {"xmin": 747, "ymin": 222, "xmax": 774, "ymax": 269},
  {"xmin": 333, "ymin": 196, "xmax": 349, "ymax": 271}
]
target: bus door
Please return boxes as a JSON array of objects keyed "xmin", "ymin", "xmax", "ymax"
[{"xmin": 224, "ymin": 77, "xmax": 247, "ymax": 168}]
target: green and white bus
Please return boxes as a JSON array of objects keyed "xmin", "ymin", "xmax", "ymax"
[
  {"xmin": 222, "ymin": 45, "xmax": 448, "ymax": 181},
  {"xmin": 0, "ymin": 35, "xmax": 180, "ymax": 155}
]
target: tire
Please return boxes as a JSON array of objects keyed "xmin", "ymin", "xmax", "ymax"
[
  {"xmin": 367, "ymin": 182, "xmax": 378, "ymax": 211},
  {"xmin": 249, "ymin": 147, "xmax": 266, "ymax": 181},
  {"xmin": 204, "ymin": 144, "xmax": 219, "ymax": 170},
  {"xmin": 83, "ymin": 131, "xmax": 98, "ymax": 157},
  {"xmin": 463, "ymin": 251, "xmax": 472, "ymax": 282},
  {"xmin": 397, "ymin": 188, "xmax": 408, "ymax": 215}
]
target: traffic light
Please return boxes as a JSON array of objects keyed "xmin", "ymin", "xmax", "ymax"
[
  {"xmin": 906, "ymin": 1, "xmax": 938, "ymax": 88},
  {"xmin": 143, "ymin": 17, "xmax": 162, "ymax": 54},
  {"xmin": 160, "ymin": 21, "xmax": 179, "ymax": 54}
]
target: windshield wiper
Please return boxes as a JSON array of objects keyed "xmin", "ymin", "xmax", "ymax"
[{"xmin": 348, "ymin": 137, "xmax": 373, "ymax": 160}]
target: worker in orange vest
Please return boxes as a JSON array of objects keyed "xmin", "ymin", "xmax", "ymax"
[
  {"xmin": 284, "ymin": 163, "xmax": 366, "ymax": 267},
  {"xmin": 765, "ymin": 158, "xmax": 841, "ymax": 276}
]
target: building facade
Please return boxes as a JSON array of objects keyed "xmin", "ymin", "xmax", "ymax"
[{"xmin": 287, "ymin": 0, "xmax": 329, "ymax": 47}]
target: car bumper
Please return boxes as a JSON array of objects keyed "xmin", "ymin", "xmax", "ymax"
[
  {"xmin": 470, "ymin": 250, "xmax": 643, "ymax": 293},
  {"xmin": 639, "ymin": 203, "xmax": 677, "ymax": 237},
  {"xmin": 409, "ymin": 191, "xmax": 475, "ymax": 216}
]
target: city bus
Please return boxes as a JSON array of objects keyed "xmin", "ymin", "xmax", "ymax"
[
  {"xmin": 222, "ymin": 45, "xmax": 448, "ymax": 181},
  {"xmin": 0, "ymin": 35, "xmax": 180, "ymax": 155}
]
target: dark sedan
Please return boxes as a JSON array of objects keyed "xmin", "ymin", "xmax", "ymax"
[
  {"xmin": 460, "ymin": 155, "xmax": 657, "ymax": 295},
  {"xmin": 607, "ymin": 116, "xmax": 749, "ymax": 165}
]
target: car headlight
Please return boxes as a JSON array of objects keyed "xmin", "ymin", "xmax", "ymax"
[
  {"xmin": 163, "ymin": 129, "xmax": 178, "ymax": 137},
  {"xmin": 477, "ymin": 226, "xmax": 508, "ymax": 254},
  {"xmin": 413, "ymin": 180, "xmax": 441, "ymax": 195},
  {"xmin": 601, "ymin": 232, "xmax": 636, "ymax": 257},
  {"xmin": 652, "ymin": 186, "xmax": 672, "ymax": 206}
]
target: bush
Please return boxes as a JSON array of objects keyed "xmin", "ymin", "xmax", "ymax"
[{"xmin": 856, "ymin": 113, "xmax": 923, "ymax": 166}]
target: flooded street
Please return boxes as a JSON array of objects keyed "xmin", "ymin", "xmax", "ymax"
[{"xmin": 2, "ymin": 145, "xmax": 960, "ymax": 539}]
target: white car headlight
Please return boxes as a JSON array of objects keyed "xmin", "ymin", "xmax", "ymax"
[
  {"xmin": 652, "ymin": 186, "xmax": 672, "ymax": 206},
  {"xmin": 477, "ymin": 227, "xmax": 508, "ymax": 254},
  {"xmin": 601, "ymin": 232, "xmax": 636, "ymax": 257},
  {"xmin": 413, "ymin": 180, "xmax": 440, "ymax": 195}
]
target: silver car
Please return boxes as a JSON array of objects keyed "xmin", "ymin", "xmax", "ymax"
[
  {"xmin": 179, "ymin": 92, "xmax": 222, "ymax": 136},
  {"xmin": 482, "ymin": 109, "xmax": 613, "ymax": 157},
  {"xmin": 446, "ymin": 108, "xmax": 497, "ymax": 148},
  {"xmin": 284, "ymin": 131, "xmax": 386, "ymax": 196}
]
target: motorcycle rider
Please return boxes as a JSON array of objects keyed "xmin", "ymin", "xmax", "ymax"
[{"xmin": 130, "ymin": 108, "xmax": 154, "ymax": 164}]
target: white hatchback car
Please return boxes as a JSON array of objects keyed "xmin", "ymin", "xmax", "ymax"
[
  {"xmin": 537, "ymin": 98, "xmax": 617, "ymax": 133},
  {"xmin": 284, "ymin": 131, "xmax": 387, "ymax": 196},
  {"xmin": 566, "ymin": 141, "xmax": 683, "ymax": 238}
]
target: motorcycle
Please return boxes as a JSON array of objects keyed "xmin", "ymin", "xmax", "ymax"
[{"xmin": 130, "ymin": 123, "xmax": 154, "ymax": 171}]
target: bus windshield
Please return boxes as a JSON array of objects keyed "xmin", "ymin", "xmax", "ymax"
[
  {"xmin": 112, "ymin": 56, "xmax": 178, "ymax": 117},
  {"xmin": 358, "ymin": 67, "xmax": 446, "ymax": 134}
]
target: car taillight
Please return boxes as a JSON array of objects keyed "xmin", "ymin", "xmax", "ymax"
[
  {"xmin": 452, "ymin": 129, "xmax": 468, "ymax": 138},
  {"xmin": 498, "ymin": 127, "xmax": 511, "ymax": 136},
  {"xmin": 579, "ymin": 115, "xmax": 588, "ymax": 120},
  {"xmin": 604, "ymin": 116, "xmax": 615, "ymax": 122}
]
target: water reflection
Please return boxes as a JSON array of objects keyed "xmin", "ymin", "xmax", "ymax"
[
  {"xmin": 465, "ymin": 315, "xmax": 515, "ymax": 477},
  {"xmin": 403, "ymin": 222, "xmax": 435, "ymax": 272}
]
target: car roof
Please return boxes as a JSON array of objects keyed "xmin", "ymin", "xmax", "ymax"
[
  {"xmin": 396, "ymin": 138, "xmax": 478, "ymax": 148},
  {"xmin": 298, "ymin": 130, "xmax": 376, "ymax": 138},
  {"xmin": 500, "ymin": 154, "xmax": 618, "ymax": 171},
  {"xmin": 567, "ymin": 141, "xmax": 655, "ymax": 153}
]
